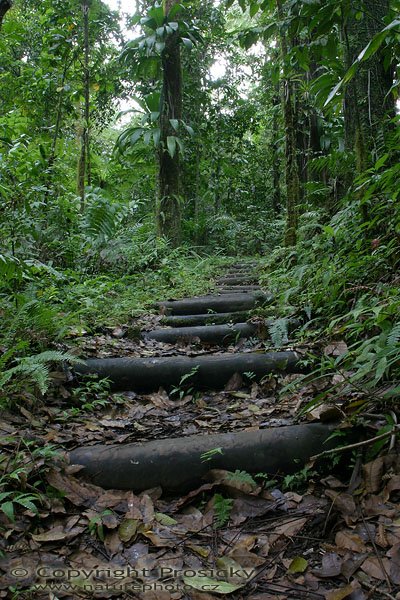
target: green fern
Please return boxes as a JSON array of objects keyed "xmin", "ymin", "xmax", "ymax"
[
  {"xmin": 227, "ymin": 470, "xmax": 257, "ymax": 486},
  {"xmin": 213, "ymin": 494, "xmax": 233, "ymax": 529},
  {"xmin": 387, "ymin": 322, "xmax": 400, "ymax": 348},
  {"xmin": 0, "ymin": 351, "xmax": 83, "ymax": 395},
  {"xmin": 268, "ymin": 317, "xmax": 289, "ymax": 347},
  {"xmin": 83, "ymin": 189, "xmax": 124, "ymax": 239}
]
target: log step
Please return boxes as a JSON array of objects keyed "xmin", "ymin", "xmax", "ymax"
[
  {"xmin": 144, "ymin": 322, "xmax": 257, "ymax": 345},
  {"xmin": 217, "ymin": 276, "xmax": 258, "ymax": 285},
  {"xmin": 74, "ymin": 351, "xmax": 300, "ymax": 392},
  {"xmin": 231, "ymin": 262, "xmax": 258, "ymax": 269},
  {"xmin": 161, "ymin": 312, "xmax": 250, "ymax": 327},
  {"xmin": 69, "ymin": 423, "xmax": 336, "ymax": 492},
  {"xmin": 215, "ymin": 285, "xmax": 261, "ymax": 294},
  {"xmin": 156, "ymin": 292, "xmax": 270, "ymax": 316}
]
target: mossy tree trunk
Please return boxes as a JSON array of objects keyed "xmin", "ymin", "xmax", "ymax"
[
  {"xmin": 157, "ymin": 0, "xmax": 182, "ymax": 247},
  {"xmin": 271, "ymin": 87, "xmax": 282, "ymax": 215},
  {"xmin": 277, "ymin": 0, "xmax": 300, "ymax": 247},
  {"xmin": 342, "ymin": 0, "xmax": 395, "ymax": 171}
]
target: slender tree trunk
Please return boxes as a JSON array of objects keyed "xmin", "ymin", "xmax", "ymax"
[
  {"xmin": 83, "ymin": 0, "xmax": 91, "ymax": 187},
  {"xmin": 277, "ymin": 0, "xmax": 300, "ymax": 247},
  {"xmin": 157, "ymin": 0, "xmax": 182, "ymax": 246},
  {"xmin": 194, "ymin": 146, "xmax": 202, "ymax": 242},
  {"xmin": 78, "ymin": 0, "xmax": 91, "ymax": 212},
  {"xmin": 0, "ymin": 0, "xmax": 11, "ymax": 29},
  {"xmin": 271, "ymin": 92, "xmax": 281, "ymax": 215},
  {"xmin": 213, "ymin": 160, "xmax": 221, "ymax": 213}
]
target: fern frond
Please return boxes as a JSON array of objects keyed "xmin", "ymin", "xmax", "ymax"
[
  {"xmin": 268, "ymin": 318, "xmax": 289, "ymax": 347},
  {"xmin": 0, "ymin": 351, "xmax": 83, "ymax": 395},
  {"xmin": 387, "ymin": 322, "xmax": 400, "ymax": 348}
]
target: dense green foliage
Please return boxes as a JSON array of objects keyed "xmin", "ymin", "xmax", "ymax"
[{"xmin": 0, "ymin": 0, "xmax": 399, "ymax": 401}]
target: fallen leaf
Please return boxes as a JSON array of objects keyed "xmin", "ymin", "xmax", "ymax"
[
  {"xmin": 324, "ymin": 341, "xmax": 348, "ymax": 357},
  {"xmin": 325, "ymin": 491, "xmax": 357, "ymax": 523},
  {"xmin": 363, "ymin": 495, "xmax": 396, "ymax": 518},
  {"xmin": 270, "ymin": 517, "xmax": 308, "ymax": 543},
  {"xmin": 46, "ymin": 468, "xmax": 100, "ymax": 507},
  {"xmin": 155, "ymin": 512, "xmax": 178, "ymax": 526},
  {"xmin": 325, "ymin": 584, "xmax": 366, "ymax": 600},
  {"xmin": 360, "ymin": 556, "xmax": 391, "ymax": 581},
  {"xmin": 288, "ymin": 557, "xmax": 308, "ymax": 574},
  {"xmin": 118, "ymin": 518, "xmax": 139, "ymax": 543},
  {"xmin": 363, "ymin": 457, "xmax": 385, "ymax": 493},
  {"xmin": 335, "ymin": 530, "xmax": 367, "ymax": 552},
  {"xmin": 313, "ymin": 553, "xmax": 342, "ymax": 578},
  {"xmin": 32, "ymin": 525, "xmax": 84, "ymax": 542},
  {"xmin": 384, "ymin": 474, "xmax": 400, "ymax": 502},
  {"xmin": 183, "ymin": 576, "xmax": 244, "ymax": 594}
]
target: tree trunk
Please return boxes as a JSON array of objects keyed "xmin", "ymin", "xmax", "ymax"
[
  {"xmin": 277, "ymin": 0, "xmax": 300, "ymax": 247},
  {"xmin": 157, "ymin": 0, "xmax": 182, "ymax": 246},
  {"xmin": 342, "ymin": 0, "xmax": 395, "ymax": 169},
  {"xmin": 77, "ymin": 0, "xmax": 91, "ymax": 212},
  {"xmin": 0, "ymin": 0, "xmax": 11, "ymax": 29},
  {"xmin": 271, "ymin": 91, "xmax": 281, "ymax": 215}
]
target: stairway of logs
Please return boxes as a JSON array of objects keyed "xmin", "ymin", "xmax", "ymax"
[{"xmin": 70, "ymin": 262, "xmax": 338, "ymax": 493}]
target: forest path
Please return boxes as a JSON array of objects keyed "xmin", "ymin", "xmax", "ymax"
[
  {"xmin": 70, "ymin": 261, "xmax": 335, "ymax": 492},
  {"xmin": 0, "ymin": 261, "xmax": 392, "ymax": 600}
]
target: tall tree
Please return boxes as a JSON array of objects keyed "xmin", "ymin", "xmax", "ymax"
[
  {"xmin": 342, "ymin": 0, "xmax": 395, "ymax": 172},
  {"xmin": 276, "ymin": 0, "xmax": 300, "ymax": 246},
  {"xmin": 77, "ymin": 0, "xmax": 92, "ymax": 211},
  {"xmin": 157, "ymin": 0, "xmax": 183, "ymax": 246}
]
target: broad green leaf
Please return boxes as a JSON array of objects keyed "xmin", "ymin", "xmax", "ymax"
[
  {"xmin": 15, "ymin": 496, "xmax": 38, "ymax": 513},
  {"xmin": 183, "ymin": 123, "xmax": 194, "ymax": 136},
  {"xmin": 130, "ymin": 128, "xmax": 144, "ymax": 145},
  {"xmin": 148, "ymin": 5, "xmax": 165, "ymax": 27},
  {"xmin": 1, "ymin": 501, "xmax": 15, "ymax": 522},
  {"xmin": 250, "ymin": 3, "xmax": 260, "ymax": 17},
  {"xmin": 145, "ymin": 91, "xmax": 161, "ymax": 112},
  {"xmin": 153, "ymin": 128, "xmax": 161, "ymax": 147},
  {"xmin": 167, "ymin": 3, "xmax": 184, "ymax": 19},
  {"xmin": 181, "ymin": 37, "xmax": 193, "ymax": 50},
  {"xmin": 375, "ymin": 153, "xmax": 389, "ymax": 170},
  {"xmin": 167, "ymin": 136, "xmax": 177, "ymax": 157},
  {"xmin": 169, "ymin": 119, "xmax": 179, "ymax": 131},
  {"xmin": 324, "ymin": 80, "xmax": 343, "ymax": 107},
  {"xmin": 0, "ymin": 492, "xmax": 12, "ymax": 502},
  {"xmin": 143, "ymin": 130, "xmax": 152, "ymax": 146},
  {"xmin": 176, "ymin": 137, "xmax": 184, "ymax": 154}
]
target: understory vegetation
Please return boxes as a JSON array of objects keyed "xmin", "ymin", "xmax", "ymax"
[{"xmin": 0, "ymin": 0, "xmax": 399, "ymax": 597}]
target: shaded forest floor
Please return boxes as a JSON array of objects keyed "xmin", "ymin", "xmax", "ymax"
[{"xmin": 0, "ymin": 259, "xmax": 399, "ymax": 600}]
